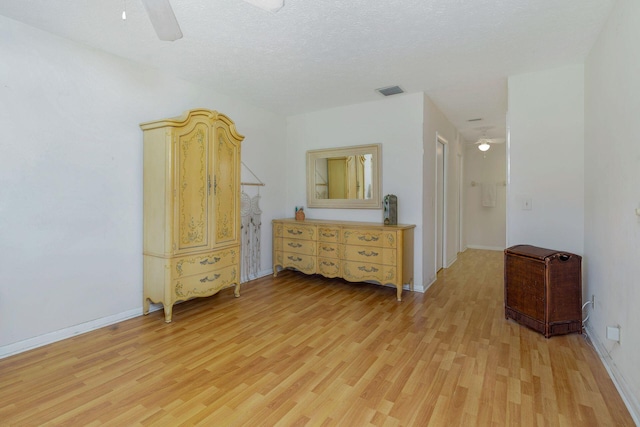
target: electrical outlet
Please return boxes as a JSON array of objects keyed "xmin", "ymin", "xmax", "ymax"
[{"xmin": 606, "ymin": 326, "xmax": 620, "ymax": 342}]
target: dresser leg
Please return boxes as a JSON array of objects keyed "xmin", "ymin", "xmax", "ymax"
[
  {"xmin": 143, "ymin": 297, "xmax": 150, "ymax": 315},
  {"xmin": 396, "ymin": 286, "xmax": 402, "ymax": 302},
  {"xmin": 234, "ymin": 283, "xmax": 240, "ymax": 298},
  {"xmin": 164, "ymin": 305, "xmax": 173, "ymax": 323}
]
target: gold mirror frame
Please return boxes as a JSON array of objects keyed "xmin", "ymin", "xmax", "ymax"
[{"xmin": 306, "ymin": 143, "xmax": 382, "ymax": 209}]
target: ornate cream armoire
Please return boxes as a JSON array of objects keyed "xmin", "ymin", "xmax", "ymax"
[{"xmin": 141, "ymin": 109, "xmax": 244, "ymax": 322}]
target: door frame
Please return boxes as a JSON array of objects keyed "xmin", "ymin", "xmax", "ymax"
[
  {"xmin": 458, "ymin": 152, "xmax": 464, "ymax": 254},
  {"xmin": 435, "ymin": 133, "xmax": 448, "ymax": 275}
]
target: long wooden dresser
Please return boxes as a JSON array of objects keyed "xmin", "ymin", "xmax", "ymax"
[{"xmin": 272, "ymin": 219, "xmax": 415, "ymax": 301}]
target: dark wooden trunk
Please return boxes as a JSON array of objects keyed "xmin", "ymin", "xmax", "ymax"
[{"xmin": 504, "ymin": 245, "xmax": 582, "ymax": 338}]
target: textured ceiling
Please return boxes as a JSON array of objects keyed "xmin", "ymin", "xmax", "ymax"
[{"xmin": 0, "ymin": 0, "xmax": 616, "ymax": 142}]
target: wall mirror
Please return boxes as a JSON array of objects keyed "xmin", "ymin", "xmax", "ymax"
[{"xmin": 306, "ymin": 143, "xmax": 382, "ymax": 209}]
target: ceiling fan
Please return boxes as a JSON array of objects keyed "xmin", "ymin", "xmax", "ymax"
[
  {"xmin": 475, "ymin": 137, "xmax": 505, "ymax": 152},
  {"xmin": 140, "ymin": 0, "xmax": 285, "ymax": 42},
  {"xmin": 473, "ymin": 127, "xmax": 504, "ymax": 152}
]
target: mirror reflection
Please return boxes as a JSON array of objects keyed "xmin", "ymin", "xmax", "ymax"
[
  {"xmin": 314, "ymin": 154, "xmax": 373, "ymax": 200},
  {"xmin": 306, "ymin": 144, "xmax": 381, "ymax": 209}
]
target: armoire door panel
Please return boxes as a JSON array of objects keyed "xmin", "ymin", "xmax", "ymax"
[
  {"xmin": 174, "ymin": 121, "xmax": 210, "ymax": 253},
  {"xmin": 213, "ymin": 127, "xmax": 240, "ymax": 247}
]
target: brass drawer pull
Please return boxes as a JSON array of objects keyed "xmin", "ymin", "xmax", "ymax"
[
  {"xmin": 322, "ymin": 261, "xmax": 336, "ymax": 267},
  {"xmin": 358, "ymin": 266, "xmax": 379, "ymax": 273},
  {"xmin": 200, "ymin": 256, "xmax": 221, "ymax": 265},
  {"xmin": 358, "ymin": 235, "xmax": 379, "ymax": 242},
  {"xmin": 288, "ymin": 242, "xmax": 303, "ymax": 248},
  {"xmin": 321, "ymin": 246, "xmax": 335, "ymax": 252},
  {"xmin": 200, "ymin": 274, "xmax": 221, "ymax": 283},
  {"xmin": 287, "ymin": 229, "xmax": 303, "ymax": 235},
  {"xmin": 321, "ymin": 232, "xmax": 336, "ymax": 238},
  {"xmin": 358, "ymin": 250, "xmax": 378, "ymax": 257},
  {"xmin": 288, "ymin": 256, "xmax": 303, "ymax": 262}
]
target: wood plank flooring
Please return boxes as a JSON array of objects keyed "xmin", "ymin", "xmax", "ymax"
[{"xmin": 0, "ymin": 249, "xmax": 634, "ymax": 426}]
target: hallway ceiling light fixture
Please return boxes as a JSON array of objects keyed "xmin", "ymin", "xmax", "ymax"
[
  {"xmin": 474, "ymin": 127, "xmax": 505, "ymax": 152},
  {"xmin": 478, "ymin": 142, "xmax": 491, "ymax": 152}
]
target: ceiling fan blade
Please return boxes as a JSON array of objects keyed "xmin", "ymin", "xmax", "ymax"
[
  {"xmin": 141, "ymin": 0, "xmax": 183, "ymax": 41},
  {"xmin": 242, "ymin": 0, "xmax": 285, "ymax": 12},
  {"xmin": 476, "ymin": 138, "xmax": 505, "ymax": 145}
]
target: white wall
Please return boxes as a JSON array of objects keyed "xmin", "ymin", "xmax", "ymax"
[
  {"xmin": 584, "ymin": 0, "xmax": 640, "ymax": 419},
  {"xmin": 464, "ymin": 143, "xmax": 506, "ymax": 250},
  {"xmin": 285, "ymin": 93, "xmax": 425, "ymax": 288},
  {"xmin": 422, "ymin": 96, "xmax": 462, "ymax": 285},
  {"xmin": 0, "ymin": 16, "xmax": 286, "ymax": 355},
  {"xmin": 507, "ymin": 65, "xmax": 585, "ymax": 255}
]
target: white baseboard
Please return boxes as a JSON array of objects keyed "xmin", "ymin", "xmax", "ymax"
[
  {"xmin": 0, "ymin": 307, "xmax": 144, "ymax": 360},
  {"xmin": 0, "ymin": 272, "xmax": 279, "ymax": 360},
  {"xmin": 421, "ymin": 274, "xmax": 437, "ymax": 293},
  {"xmin": 445, "ymin": 256, "xmax": 458, "ymax": 268},
  {"xmin": 585, "ymin": 324, "xmax": 640, "ymax": 425},
  {"xmin": 466, "ymin": 245, "xmax": 505, "ymax": 251},
  {"xmin": 241, "ymin": 269, "xmax": 273, "ymax": 283},
  {"xmin": 407, "ymin": 282, "xmax": 426, "ymax": 293}
]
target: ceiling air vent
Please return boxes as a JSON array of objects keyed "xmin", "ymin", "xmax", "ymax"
[{"xmin": 376, "ymin": 85, "xmax": 404, "ymax": 96}]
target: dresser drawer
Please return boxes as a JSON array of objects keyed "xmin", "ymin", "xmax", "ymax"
[
  {"xmin": 343, "ymin": 261, "xmax": 398, "ymax": 285},
  {"xmin": 317, "ymin": 242, "xmax": 340, "ymax": 259},
  {"xmin": 318, "ymin": 226, "xmax": 340, "ymax": 243},
  {"xmin": 317, "ymin": 257, "xmax": 341, "ymax": 278},
  {"xmin": 343, "ymin": 245, "xmax": 396, "ymax": 266},
  {"xmin": 276, "ymin": 251, "xmax": 316, "ymax": 275},
  {"xmin": 282, "ymin": 224, "xmax": 316, "ymax": 240},
  {"xmin": 381, "ymin": 231, "xmax": 401, "ymax": 249},
  {"xmin": 343, "ymin": 229, "xmax": 385, "ymax": 248},
  {"xmin": 343, "ymin": 260, "xmax": 384, "ymax": 283},
  {"xmin": 172, "ymin": 247, "xmax": 239, "ymax": 278},
  {"xmin": 173, "ymin": 264, "xmax": 238, "ymax": 300},
  {"xmin": 282, "ymin": 238, "xmax": 316, "ymax": 255}
]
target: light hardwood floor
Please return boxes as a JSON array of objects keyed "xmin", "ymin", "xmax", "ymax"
[{"xmin": 0, "ymin": 249, "xmax": 634, "ymax": 426}]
